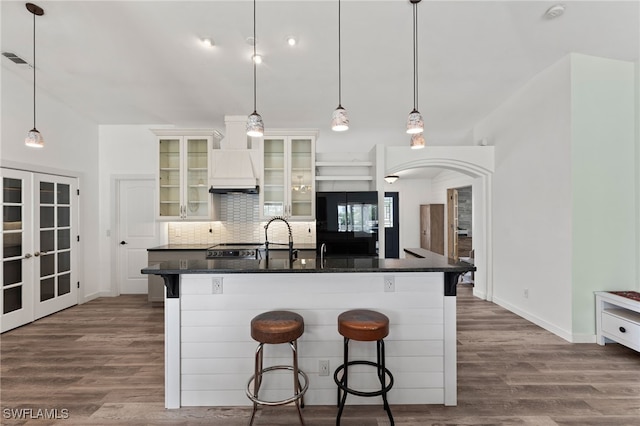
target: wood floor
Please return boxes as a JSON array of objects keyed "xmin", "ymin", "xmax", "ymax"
[{"xmin": 1, "ymin": 285, "xmax": 639, "ymax": 425}]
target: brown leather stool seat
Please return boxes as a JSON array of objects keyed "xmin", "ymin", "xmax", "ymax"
[
  {"xmin": 246, "ymin": 310, "xmax": 308, "ymax": 426},
  {"xmin": 251, "ymin": 310, "xmax": 304, "ymax": 344},
  {"xmin": 338, "ymin": 309, "xmax": 389, "ymax": 341},
  {"xmin": 334, "ymin": 309, "xmax": 394, "ymax": 426}
]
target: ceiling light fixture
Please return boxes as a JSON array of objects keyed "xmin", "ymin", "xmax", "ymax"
[
  {"xmin": 252, "ymin": 53, "xmax": 262, "ymax": 64},
  {"xmin": 246, "ymin": 0, "xmax": 264, "ymax": 137},
  {"xmin": 410, "ymin": 132, "xmax": 425, "ymax": 149},
  {"xmin": 25, "ymin": 3, "xmax": 44, "ymax": 148},
  {"xmin": 384, "ymin": 175, "xmax": 399, "ymax": 184},
  {"xmin": 286, "ymin": 36, "xmax": 297, "ymax": 46},
  {"xmin": 544, "ymin": 4, "xmax": 565, "ymax": 19},
  {"xmin": 331, "ymin": 0, "xmax": 349, "ymax": 132},
  {"xmin": 406, "ymin": 0, "xmax": 424, "ymax": 136},
  {"xmin": 202, "ymin": 37, "xmax": 214, "ymax": 48}
]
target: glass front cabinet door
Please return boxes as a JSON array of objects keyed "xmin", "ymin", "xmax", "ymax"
[
  {"xmin": 156, "ymin": 131, "xmax": 212, "ymax": 220},
  {"xmin": 260, "ymin": 131, "xmax": 316, "ymax": 220}
]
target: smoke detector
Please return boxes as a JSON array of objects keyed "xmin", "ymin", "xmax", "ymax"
[{"xmin": 544, "ymin": 4, "xmax": 565, "ymax": 19}]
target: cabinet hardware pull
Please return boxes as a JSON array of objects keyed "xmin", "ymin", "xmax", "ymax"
[
  {"xmin": 120, "ymin": 241, "xmax": 128, "ymax": 245},
  {"xmin": 619, "ymin": 326, "xmax": 626, "ymax": 333}
]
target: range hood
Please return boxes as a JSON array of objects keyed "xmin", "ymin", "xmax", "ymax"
[{"xmin": 209, "ymin": 116, "xmax": 260, "ymax": 194}]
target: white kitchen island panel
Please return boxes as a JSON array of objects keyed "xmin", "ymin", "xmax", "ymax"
[{"xmin": 178, "ymin": 271, "xmax": 453, "ymax": 407}]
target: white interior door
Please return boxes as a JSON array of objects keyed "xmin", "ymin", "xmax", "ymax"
[
  {"xmin": 1, "ymin": 169, "xmax": 35, "ymax": 332},
  {"xmin": 33, "ymin": 174, "xmax": 78, "ymax": 320},
  {"xmin": 117, "ymin": 179, "xmax": 158, "ymax": 294}
]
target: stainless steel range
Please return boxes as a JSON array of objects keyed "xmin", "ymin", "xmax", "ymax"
[{"xmin": 206, "ymin": 243, "xmax": 264, "ymax": 259}]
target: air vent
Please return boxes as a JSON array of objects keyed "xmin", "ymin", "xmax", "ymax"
[{"xmin": 2, "ymin": 52, "xmax": 28, "ymax": 65}]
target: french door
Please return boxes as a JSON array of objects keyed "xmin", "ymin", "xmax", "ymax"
[{"xmin": 1, "ymin": 169, "xmax": 78, "ymax": 332}]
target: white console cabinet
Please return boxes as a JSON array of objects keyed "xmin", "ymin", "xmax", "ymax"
[{"xmin": 595, "ymin": 291, "xmax": 640, "ymax": 352}]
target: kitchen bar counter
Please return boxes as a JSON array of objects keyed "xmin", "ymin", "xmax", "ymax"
[
  {"xmin": 146, "ymin": 243, "xmax": 317, "ymax": 251},
  {"xmin": 142, "ymin": 253, "xmax": 474, "ymax": 410}
]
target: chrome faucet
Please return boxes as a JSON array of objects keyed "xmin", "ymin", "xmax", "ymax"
[{"xmin": 264, "ymin": 216, "xmax": 294, "ymax": 262}]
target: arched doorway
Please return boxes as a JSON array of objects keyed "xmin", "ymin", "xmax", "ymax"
[{"xmin": 384, "ymin": 150, "xmax": 494, "ymax": 301}]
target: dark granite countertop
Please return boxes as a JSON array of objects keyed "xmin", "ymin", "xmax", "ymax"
[{"xmin": 141, "ymin": 252, "xmax": 475, "ymax": 275}]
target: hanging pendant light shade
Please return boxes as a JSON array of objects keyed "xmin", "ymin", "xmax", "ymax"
[
  {"xmin": 246, "ymin": 0, "xmax": 264, "ymax": 137},
  {"xmin": 410, "ymin": 132, "xmax": 425, "ymax": 149},
  {"xmin": 25, "ymin": 3, "xmax": 44, "ymax": 148},
  {"xmin": 406, "ymin": 0, "xmax": 424, "ymax": 135},
  {"xmin": 331, "ymin": 0, "xmax": 349, "ymax": 132}
]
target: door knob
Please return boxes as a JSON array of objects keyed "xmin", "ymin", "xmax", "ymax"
[
  {"xmin": 24, "ymin": 253, "xmax": 32, "ymax": 259},
  {"xmin": 34, "ymin": 251, "xmax": 40, "ymax": 257},
  {"xmin": 120, "ymin": 241, "xmax": 128, "ymax": 245}
]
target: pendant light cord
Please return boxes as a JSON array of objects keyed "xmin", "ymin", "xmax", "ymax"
[
  {"xmin": 338, "ymin": 0, "xmax": 342, "ymax": 107},
  {"xmin": 412, "ymin": 1, "xmax": 418, "ymax": 111},
  {"xmin": 33, "ymin": 10, "xmax": 37, "ymax": 129},
  {"xmin": 253, "ymin": 0, "xmax": 257, "ymax": 113}
]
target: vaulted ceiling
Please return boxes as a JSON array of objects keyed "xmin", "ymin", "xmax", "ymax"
[{"xmin": 2, "ymin": 1, "xmax": 638, "ymax": 146}]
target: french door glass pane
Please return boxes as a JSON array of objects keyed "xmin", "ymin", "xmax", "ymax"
[
  {"xmin": 3, "ymin": 233, "xmax": 21, "ymax": 258},
  {"xmin": 40, "ymin": 206, "xmax": 54, "ymax": 228},
  {"xmin": 3, "ymin": 178, "xmax": 22, "ymax": 203},
  {"xmin": 57, "ymin": 184, "xmax": 70, "ymax": 205},
  {"xmin": 58, "ymin": 274, "xmax": 71, "ymax": 296},
  {"xmin": 40, "ymin": 278, "xmax": 55, "ymax": 301},
  {"xmin": 57, "ymin": 207, "xmax": 70, "ymax": 227},
  {"xmin": 40, "ymin": 254, "xmax": 54, "ymax": 277},
  {"xmin": 41, "ymin": 230, "xmax": 55, "ymax": 252},
  {"xmin": 40, "ymin": 182, "xmax": 55, "ymax": 204},
  {"xmin": 58, "ymin": 252, "xmax": 70, "ymax": 273},
  {"xmin": 58, "ymin": 229, "xmax": 70, "ymax": 250},
  {"xmin": 3, "ymin": 260, "xmax": 21, "ymax": 286},
  {"xmin": 3, "ymin": 286, "xmax": 22, "ymax": 314},
  {"xmin": 3, "ymin": 206, "xmax": 21, "ymax": 228}
]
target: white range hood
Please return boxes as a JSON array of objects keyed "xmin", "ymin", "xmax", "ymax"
[{"xmin": 209, "ymin": 116, "xmax": 259, "ymax": 194}]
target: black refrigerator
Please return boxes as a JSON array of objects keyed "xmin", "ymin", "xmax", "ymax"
[{"xmin": 316, "ymin": 191, "xmax": 379, "ymax": 257}]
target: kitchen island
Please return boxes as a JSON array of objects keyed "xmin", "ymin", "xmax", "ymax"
[{"xmin": 142, "ymin": 252, "xmax": 474, "ymax": 409}]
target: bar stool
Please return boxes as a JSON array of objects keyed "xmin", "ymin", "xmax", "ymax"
[
  {"xmin": 334, "ymin": 309, "xmax": 394, "ymax": 426},
  {"xmin": 246, "ymin": 310, "xmax": 309, "ymax": 426}
]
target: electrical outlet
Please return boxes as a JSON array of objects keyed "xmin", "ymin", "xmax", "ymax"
[
  {"xmin": 319, "ymin": 360, "xmax": 330, "ymax": 376},
  {"xmin": 523, "ymin": 288, "xmax": 529, "ymax": 299},
  {"xmin": 212, "ymin": 277, "xmax": 223, "ymax": 294},
  {"xmin": 384, "ymin": 275, "xmax": 395, "ymax": 292}
]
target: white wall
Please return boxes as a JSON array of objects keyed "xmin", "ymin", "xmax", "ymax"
[
  {"xmin": 474, "ymin": 54, "xmax": 638, "ymax": 342},
  {"xmin": 475, "ymin": 56, "xmax": 574, "ymax": 339},
  {"xmin": 383, "ymin": 178, "xmax": 434, "ymax": 254},
  {"xmin": 97, "ymin": 125, "xmax": 166, "ymax": 295},
  {"xmin": 1, "ymin": 68, "xmax": 101, "ymax": 301},
  {"xmin": 570, "ymin": 54, "xmax": 637, "ymax": 338}
]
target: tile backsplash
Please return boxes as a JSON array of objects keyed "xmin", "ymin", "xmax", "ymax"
[{"xmin": 167, "ymin": 193, "xmax": 316, "ymax": 245}]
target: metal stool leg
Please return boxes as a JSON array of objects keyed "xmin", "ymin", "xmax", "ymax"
[
  {"xmin": 290, "ymin": 340, "xmax": 305, "ymax": 426},
  {"xmin": 378, "ymin": 339, "xmax": 394, "ymax": 425},
  {"xmin": 249, "ymin": 343, "xmax": 265, "ymax": 426},
  {"xmin": 336, "ymin": 337, "xmax": 349, "ymax": 426}
]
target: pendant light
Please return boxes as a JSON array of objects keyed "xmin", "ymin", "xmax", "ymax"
[
  {"xmin": 25, "ymin": 3, "xmax": 44, "ymax": 148},
  {"xmin": 331, "ymin": 0, "xmax": 349, "ymax": 131},
  {"xmin": 246, "ymin": 0, "xmax": 264, "ymax": 137},
  {"xmin": 406, "ymin": 0, "xmax": 424, "ymax": 136},
  {"xmin": 410, "ymin": 132, "xmax": 425, "ymax": 149}
]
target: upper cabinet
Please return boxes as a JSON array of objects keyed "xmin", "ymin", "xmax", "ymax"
[
  {"xmin": 154, "ymin": 130, "xmax": 213, "ymax": 220},
  {"xmin": 260, "ymin": 131, "xmax": 317, "ymax": 221}
]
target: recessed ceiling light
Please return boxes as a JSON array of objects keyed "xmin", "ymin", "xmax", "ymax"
[
  {"xmin": 544, "ymin": 4, "xmax": 565, "ymax": 19},
  {"xmin": 202, "ymin": 37, "xmax": 214, "ymax": 48},
  {"xmin": 286, "ymin": 36, "xmax": 297, "ymax": 46},
  {"xmin": 252, "ymin": 54, "xmax": 262, "ymax": 64}
]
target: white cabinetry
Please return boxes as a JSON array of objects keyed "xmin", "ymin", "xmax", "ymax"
[
  {"xmin": 595, "ymin": 291, "xmax": 640, "ymax": 352},
  {"xmin": 260, "ymin": 131, "xmax": 316, "ymax": 220},
  {"xmin": 154, "ymin": 130, "xmax": 213, "ymax": 220}
]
